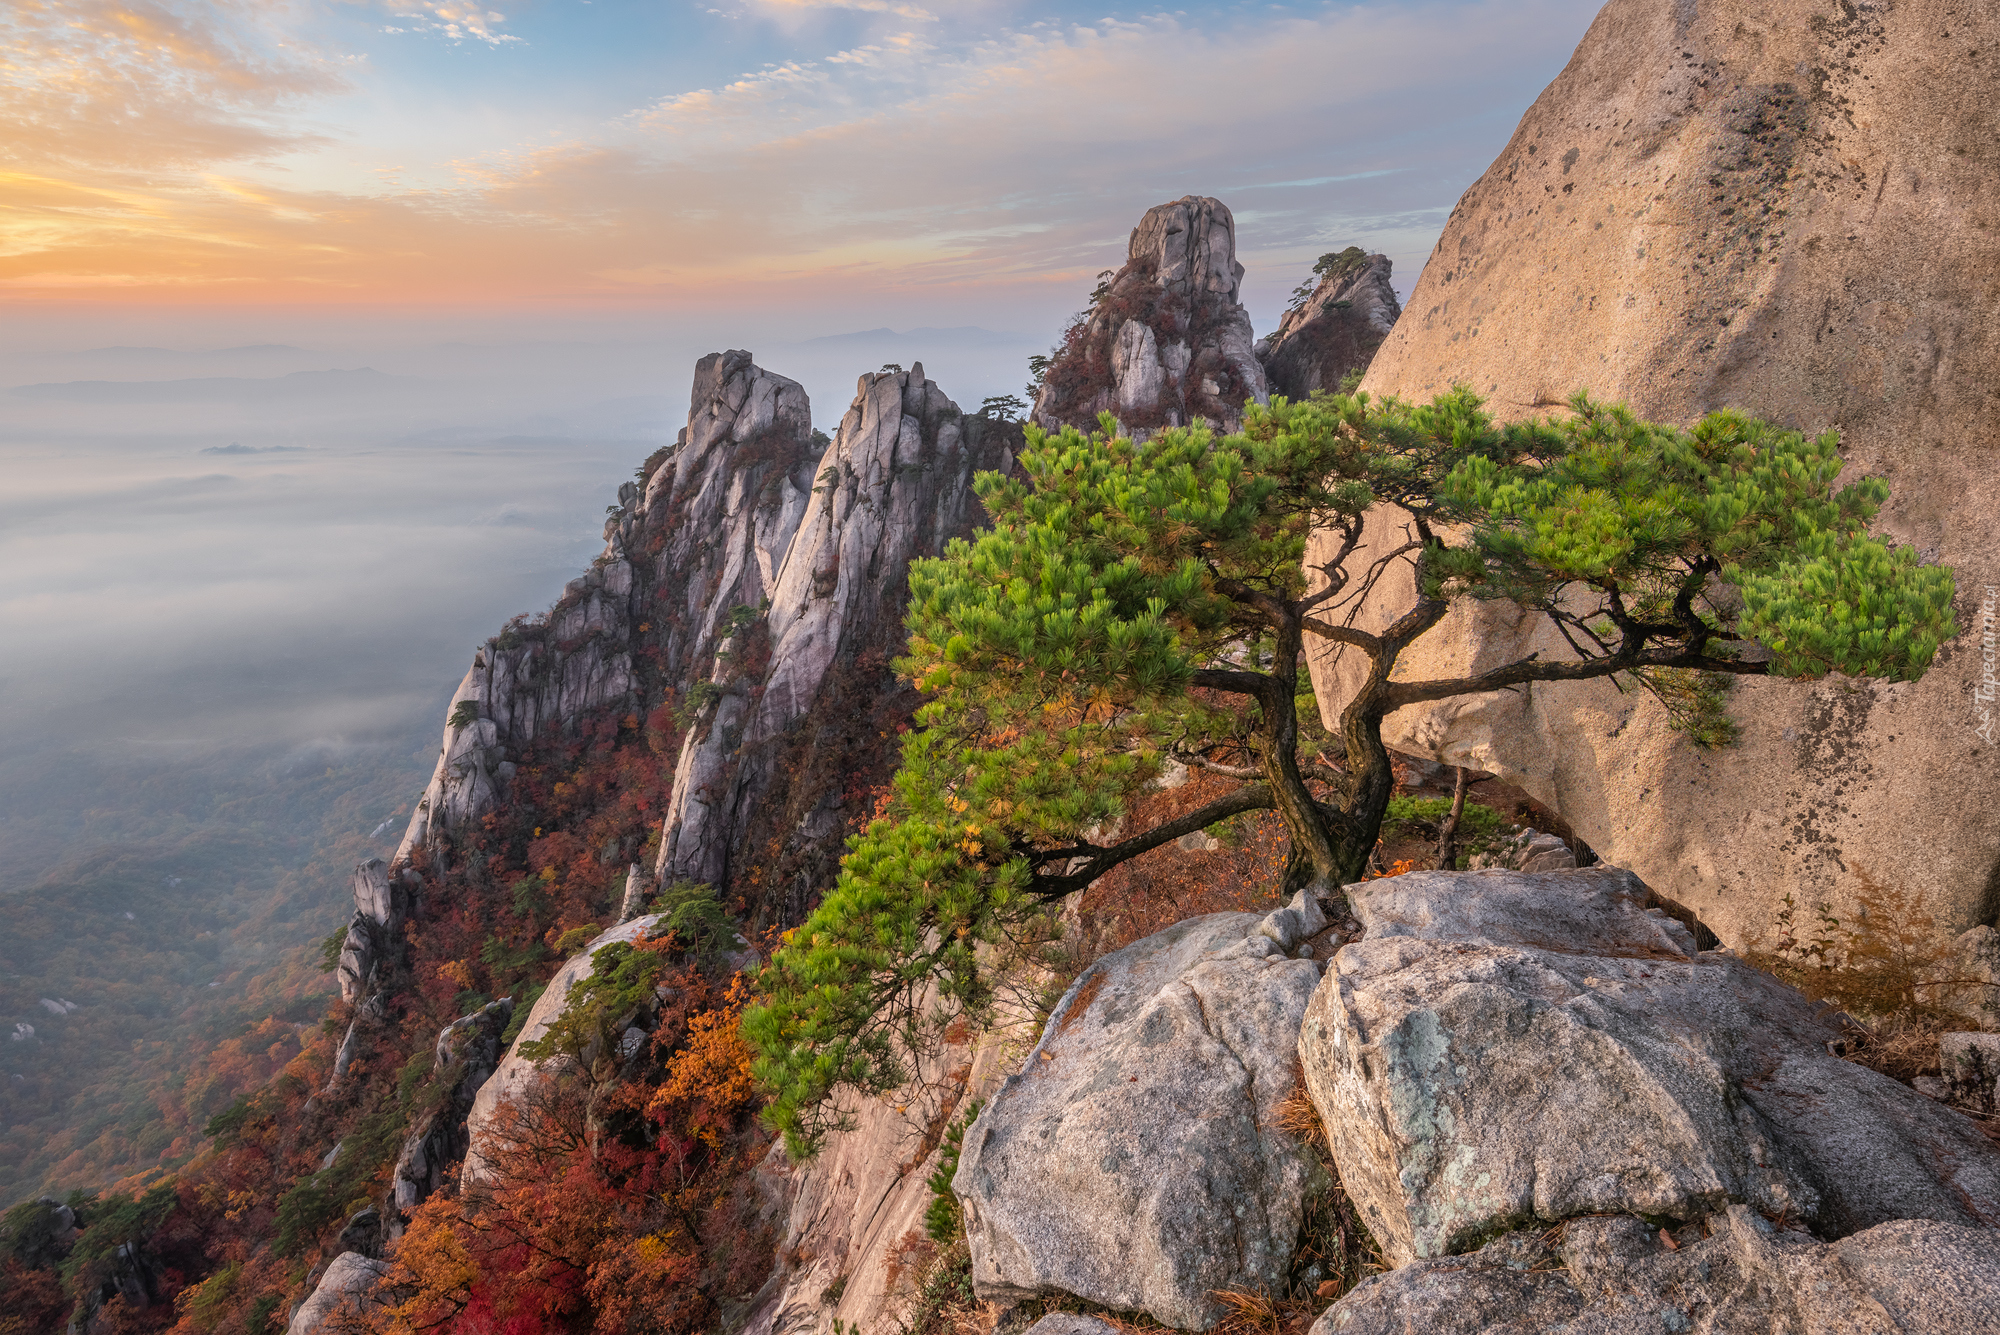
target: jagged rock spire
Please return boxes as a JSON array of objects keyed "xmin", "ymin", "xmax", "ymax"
[
  {"xmin": 1254, "ymin": 249, "xmax": 1402, "ymax": 401},
  {"xmin": 657, "ymin": 363, "xmax": 1019, "ymax": 902},
  {"xmin": 1033, "ymin": 195, "xmax": 1268, "ymax": 435}
]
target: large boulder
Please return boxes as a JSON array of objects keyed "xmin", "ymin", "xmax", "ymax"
[
  {"xmin": 1299, "ymin": 868, "xmax": 2000, "ymax": 1268},
  {"xmin": 1254, "ymin": 250, "xmax": 1402, "ymax": 403},
  {"xmin": 1033, "ymin": 196, "xmax": 1268, "ymax": 435},
  {"xmin": 954, "ymin": 912, "xmax": 1321, "ymax": 1330},
  {"xmin": 1307, "ymin": 0, "xmax": 2000, "ymax": 948},
  {"xmin": 1312, "ymin": 1206, "xmax": 2000, "ymax": 1335}
]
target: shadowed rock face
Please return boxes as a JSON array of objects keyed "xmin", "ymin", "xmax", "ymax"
[
  {"xmin": 1254, "ymin": 251, "xmax": 1402, "ymax": 402},
  {"xmin": 656, "ymin": 363, "xmax": 1020, "ymax": 910},
  {"xmin": 1308, "ymin": 0, "xmax": 2000, "ymax": 946},
  {"xmin": 1034, "ymin": 195, "xmax": 1268, "ymax": 435},
  {"xmin": 390, "ymin": 997, "xmax": 514, "ymax": 1218}
]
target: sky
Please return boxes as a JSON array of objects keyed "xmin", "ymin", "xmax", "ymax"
[
  {"xmin": 0, "ymin": 0, "xmax": 1610, "ymax": 892},
  {"xmin": 3, "ymin": 0, "xmax": 1607, "ymax": 328}
]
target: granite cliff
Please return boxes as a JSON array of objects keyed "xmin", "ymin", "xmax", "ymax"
[{"xmin": 1307, "ymin": 0, "xmax": 2000, "ymax": 948}]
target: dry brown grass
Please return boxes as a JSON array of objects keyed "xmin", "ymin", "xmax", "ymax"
[
  {"xmin": 1208, "ymin": 1288, "xmax": 1289, "ymax": 1335},
  {"xmin": 1274, "ymin": 1061, "xmax": 1329, "ymax": 1153}
]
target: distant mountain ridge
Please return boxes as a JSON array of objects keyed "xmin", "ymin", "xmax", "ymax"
[{"xmin": 12, "ymin": 368, "xmax": 416, "ymax": 404}]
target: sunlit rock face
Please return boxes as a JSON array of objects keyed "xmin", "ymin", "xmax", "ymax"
[
  {"xmin": 637, "ymin": 349, "xmax": 819, "ymax": 684},
  {"xmin": 1254, "ymin": 250, "xmax": 1402, "ymax": 402},
  {"xmin": 657, "ymin": 363, "xmax": 1020, "ymax": 912},
  {"xmin": 1308, "ymin": 0, "xmax": 2000, "ymax": 947},
  {"xmin": 1033, "ymin": 195, "xmax": 1268, "ymax": 435}
]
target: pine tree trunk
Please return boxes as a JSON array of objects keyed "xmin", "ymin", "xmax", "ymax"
[{"xmin": 1435, "ymin": 765, "xmax": 1470, "ymax": 871}]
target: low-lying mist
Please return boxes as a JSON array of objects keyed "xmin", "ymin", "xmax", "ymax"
[{"xmin": 0, "ymin": 314, "xmax": 1041, "ymax": 1197}]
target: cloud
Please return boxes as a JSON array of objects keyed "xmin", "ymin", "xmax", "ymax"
[
  {"xmin": 378, "ymin": 1, "xmax": 521, "ymax": 45},
  {"xmin": 755, "ymin": 0, "xmax": 937, "ymax": 20},
  {"xmin": 0, "ymin": 1, "xmax": 345, "ymax": 171},
  {"xmin": 0, "ymin": 0, "xmax": 1603, "ymax": 320}
]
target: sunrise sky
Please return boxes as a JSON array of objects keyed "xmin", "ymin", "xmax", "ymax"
[{"xmin": 5, "ymin": 0, "xmax": 1604, "ymax": 331}]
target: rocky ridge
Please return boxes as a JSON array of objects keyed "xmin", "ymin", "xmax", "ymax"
[{"xmin": 658, "ymin": 363, "xmax": 1020, "ymax": 911}]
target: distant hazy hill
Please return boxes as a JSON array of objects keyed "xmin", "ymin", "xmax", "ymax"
[
  {"xmin": 792, "ymin": 325, "xmax": 1029, "ymax": 349},
  {"xmin": 48, "ymin": 344, "xmax": 310, "ymax": 361},
  {"xmin": 12, "ymin": 367, "xmax": 417, "ymax": 404}
]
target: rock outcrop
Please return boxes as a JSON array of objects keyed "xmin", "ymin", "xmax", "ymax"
[
  {"xmin": 1308, "ymin": 0, "xmax": 2000, "ymax": 947},
  {"xmin": 390, "ymin": 997, "xmax": 514, "ymax": 1216},
  {"xmin": 657, "ymin": 364, "xmax": 1019, "ymax": 912},
  {"xmin": 462, "ymin": 915, "xmax": 663, "ymax": 1186},
  {"xmin": 1299, "ymin": 869, "xmax": 2000, "ymax": 1270},
  {"xmin": 284, "ymin": 1252, "xmax": 387, "ymax": 1335},
  {"xmin": 334, "ymin": 858, "xmax": 407, "ymax": 1005},
  {"xmin": 743, "ymin": 1033, "xmax": 1015, "ymax": 1335},
  {"xmin": 1254, "ymin": 249, "xmax": 1401, "ymax": 402},
  {"xmin": 1313, "ymin": 1207, "xmax": 2000, "ymax": 1335},
  {"xmin": 955, "ymin": 912, "xmax": 1321, "ymax": 1330},
  {"xmin": 1034, "ymin": 196, "xmax": 1268, "ymax": 435}
]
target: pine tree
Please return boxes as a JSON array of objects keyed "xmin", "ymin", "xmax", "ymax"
[{"xmin": 746, "ymin": 387, "xmax": 1958, "ymax": 1154}]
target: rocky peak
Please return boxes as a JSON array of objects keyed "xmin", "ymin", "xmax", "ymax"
[
  {"xmin": 1254, "ymin": 249, "xmax": 1402, "ymax": 401},
  {"xmin": 636, "ymin": 349, "xmax": 818, "ymax": 680},
  {"xmin": 657, "ymin": 362, "xmax": 1020, "ymax": 912},
  {"xmin": 1033, "ymin": 195, "xmax": 1268, "ymax": 435},
  {"xmin": 384, "ymin": 352, "xmax": 818, "ymax": 875},
  {"xmin": 1130, "ymin": 194, "xmax": 1248, "ymax": 306}
]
